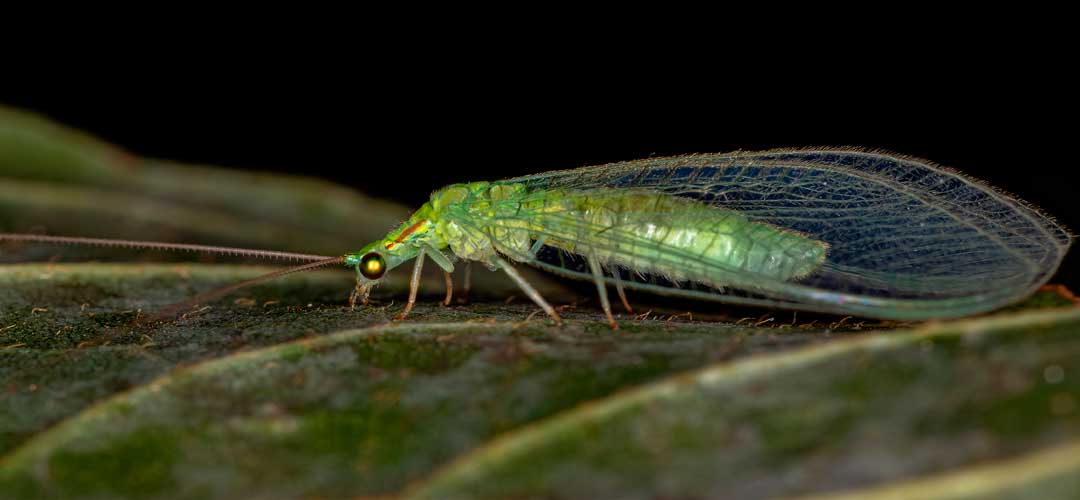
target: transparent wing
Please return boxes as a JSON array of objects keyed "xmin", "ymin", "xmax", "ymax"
[{"xmin": 446, "ymin": 149, "xmax": 1070, "ymax": 320}]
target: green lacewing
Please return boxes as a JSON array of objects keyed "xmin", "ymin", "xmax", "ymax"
[{"xmin": 3, "ymin": 149, "xmax": 1071, "ymax": 327}]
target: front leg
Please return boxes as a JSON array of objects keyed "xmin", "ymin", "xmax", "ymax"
[{"xmin": 394, "ymin": 248, "xmax": 427, "ymax": 321}]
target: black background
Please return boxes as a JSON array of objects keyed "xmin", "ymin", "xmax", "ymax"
[{"xmin": 3, "ymin": 60, "xmax": 1076, "ymax": 285}]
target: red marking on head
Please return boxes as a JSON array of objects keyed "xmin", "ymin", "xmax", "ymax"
[{"xmin": 386, "ymin": 221, "xmax": 427, "ymax": 250}]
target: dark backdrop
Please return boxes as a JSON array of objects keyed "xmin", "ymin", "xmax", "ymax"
[{"xmin": 3, "ymin": 76, "xmax": 1076, "ymax": 285}]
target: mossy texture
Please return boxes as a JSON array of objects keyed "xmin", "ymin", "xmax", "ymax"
[{"xmin": 2, "ymin": 105, "xmax": 1079, "ymax": 499}]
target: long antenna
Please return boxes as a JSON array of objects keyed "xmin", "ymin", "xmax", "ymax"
[
  {"xmin": 145, "ymin": 256, "xmax": 345, "ymax": 322},
  {"xmin": 0, "ymin": 233, "xmax": 335, "ymax": 262}
]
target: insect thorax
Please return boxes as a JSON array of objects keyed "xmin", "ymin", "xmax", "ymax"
[{"xmin": 429, "ymin": 182, "xmax": 524, "ymax": 263}]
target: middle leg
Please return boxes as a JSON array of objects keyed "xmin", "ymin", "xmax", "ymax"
[
  {"xmin": 489, "ymin": 255, "xmax": 562, "ymax": 326},
  {"xmin": 442, "ymin": 271, "xmax": 453, "ymax": 306},
  {"xmin": 460, "ymin": 262, "xmax": 472, "ymax": 304}
]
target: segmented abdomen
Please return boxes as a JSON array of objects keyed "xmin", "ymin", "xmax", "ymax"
[{"xmin": 450, "ymin": 183, "xmax": 828, "ymax": 286}]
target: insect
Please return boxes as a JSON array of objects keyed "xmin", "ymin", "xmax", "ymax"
[{"xmin": 2, "ymin": 149, "xmax": 1071, "ymax": 328}]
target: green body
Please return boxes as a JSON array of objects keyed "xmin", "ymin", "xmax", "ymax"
[{"xmin": 345, "ymin": 181, "xmax": 827, "ymax": 289}]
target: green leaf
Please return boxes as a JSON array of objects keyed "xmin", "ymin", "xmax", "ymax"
[
  {"xmin": 0, "ymin": 263, "xmax": 853, "ymax": 499},
  {"xmin": 404, "ymin": 308, "xmax": 1080, "ymax": 500}
]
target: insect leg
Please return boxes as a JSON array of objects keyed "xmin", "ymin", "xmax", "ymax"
[
  {"xmin": 393, "ymin": 248, "xmax": 426, "ymax": 321},
  {"xmin": 442, "ymin": 271, "xmax": 453, "ymax": 306},
  {"xmin": 587, "ymin": 254, "xmax": 618, "ymax": 329},
  {"xmin": 461, "ymin": 261, "xmax": 472, "ymax": 304},
  {"xmin": 489, "ymin": 255, "xmax": 563, "ymax": 326},
  {"xmin": 527, "ymin": 236, "xmax": 548, "ymax": 259},
  {"xmin": 611, "ymin": 268, "xmax": 634, "ymax": 313},
  {"xmin": 424, "ymin": 244, "xmax": 455, "ymax": 273}
]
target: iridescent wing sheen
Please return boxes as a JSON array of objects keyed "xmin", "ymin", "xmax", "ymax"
[{"xmin": 443, "ymin": 149, "xmax": 1070, "ymax": 320}]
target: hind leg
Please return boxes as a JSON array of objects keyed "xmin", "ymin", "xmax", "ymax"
[
  {"xmin": 587, "ymin": 254, "xmax": 618, "ymax": 329},
  {"xmin": 610, "ymin": 267, "xmax": 634, "ymax": 313}
]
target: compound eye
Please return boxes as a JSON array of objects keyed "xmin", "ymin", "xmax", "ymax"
[{"xmin": 359, "ymin": 252, "xmax": 386, "ymax": 280}]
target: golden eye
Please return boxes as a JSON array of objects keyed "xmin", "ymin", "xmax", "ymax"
[{"xmin": 359, "ymin": 252, "xmax": 386, "ymax": 280}]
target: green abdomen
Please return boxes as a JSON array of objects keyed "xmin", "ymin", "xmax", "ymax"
[
  {"xmin": 522, "ymin": 189, "xmax": 828, "ymax": 285},
  {"xmin": 442, "ymin": 182, "xmax": 828, "ymax": 286}
]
